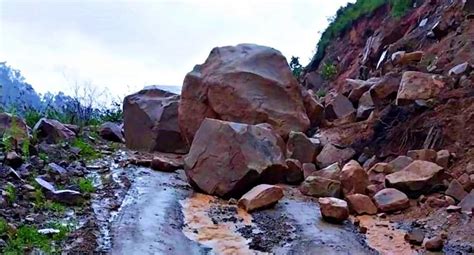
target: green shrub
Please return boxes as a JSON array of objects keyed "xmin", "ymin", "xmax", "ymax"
[
  {"xmin": 76, "ymin": 177, "xmax": 95, "ymax": 194},
  {"xmin": 289, "ymin": 56, "xmax": 303, "ymax": 79},
  {"xmin": 321, "ymin": 62, "xmax": 338, "ymax": 80},
  {"xmin": 24, "ymin": 109, "xmax": 42, "ymax": 128},
  {"xmin": 3, "ymin": 225, "xmax": 52, "ymax": 254},
  {"xmin": 390, "ymin": 0, "xmax": 412, "ymax": 18},
  {"xmin": 71, "ymin": 138, "xmax": 98, "ymax": 160},
  {"xmin": 5, "ymin": 184, "xmax": 16, "ymax": 204},
  {"xmin": 0, "ymin": 218, "xmax": 7, "ymax": 236}
]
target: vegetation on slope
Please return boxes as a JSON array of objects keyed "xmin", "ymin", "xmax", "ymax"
[{"xmin": 309, "ymin": 0, "xmax": 413, "ymax": 70}]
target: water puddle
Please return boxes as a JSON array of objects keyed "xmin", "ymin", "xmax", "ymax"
[{"xmin": 180, "ymin": 193, "xmax": 266, "ymax": 255}]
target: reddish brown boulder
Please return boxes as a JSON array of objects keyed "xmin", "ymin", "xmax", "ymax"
[
  {"xmin": 369, "ymin": 73, "xmax": 401, "ymax": 106},
  {"xmin": 459, "ymin": 190, "xmax": 474, "ymax": 213},
  {"xmin": 356, "ymin": 91, "xmax": 374, "ymax": 120},
  {"xmin": 238, "ymin": 184, "xmax": 284, "ymax": 212},
  {"xmin": 388, "ymin": 156, "xmax": 414, "ymax": 172},
  {"xmin": 63, "ymin": 124, "xmax": 80, "ymax": 135},
  {"xmin": 347, "ymin": 79, "xmax": 375, "ymax": 103},
  {"xmin": 385, "ymin": 160, "xmax": 444, "ymax": 195},
  {"xmin": 318, "ymin": 197, "xmax": 349, "ymax": 223},
  {"xmin": 396, "ymin": 71, "xmax": 446, "ymax": 105},
  {"xmin": 340, "ymin": 160, "xmax": 369, "ymax": 196},
  {"xmin": 392, "ymin": 51, "xmax": 424, "ymax": 65},
  {"xmin": 301, "ymin": 89, "xmax": 324, "ymax": 126},
  {"xmin": 184, "ymin": 118, "xmax": 286, "ymax": 198},
  {"xmin": 324, "ymin": 94, "xmax": 356, "ymax": 121},
  {"xmin": 179, "ymin": 44, "xmax": 310, "ymax": 143},
  {"xmin": 33, "ymin": 118, "xmax": 76, "ymax": 144},
  {"xmin": 285, "ymin": 159, "xmax": 303, "ymax": 184},
  {"xmin": 407, "ymin": 149, "xmax": 437, "ymax": 162},
  {"xmin": 286, "ymin": 131, "xmax": 319, "ymax": 164},
  {"xmin": 123, "ymin": 87, "xmax": 188, "ymax": 154},
  {"xmin": 311, "ymin": 163, "xmax": 341, "ymax": 181},
  {"xmin": 0, "ymin": 113, "xmax": 28, "ymax": 141},
  {"xmin": 373, "ymin": 188, "xmax": 410, "ymax": 212},
  {"xmin": 99, "ymin": 122, "xmax": 124, "ymax": 143},
  {"xmin": 445, "ymin": 179, "xmax": 468, "ymax": 201},
  {"xmin": 346, "ymin": 194, "xmax": 378, "ymax": 215},
  {"xmin": 316, "ymin": 143, "xmax": 356, "ymax": 168},
  {"xmin": 424, "ymin": 236, "xmax": 444, "ymax": 251},
  {"xmin": 302, "ymin": 163, "xmax": 317, "ymax": 179}
]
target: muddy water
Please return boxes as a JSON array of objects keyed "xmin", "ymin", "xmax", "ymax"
[{"xmin": 107, "ymin": 167, "xmax": 378, "ymax": 255}]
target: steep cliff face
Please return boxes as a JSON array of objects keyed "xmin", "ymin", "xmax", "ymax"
[{"xmin": 304, "ymin": 0, "xmax": 474, "ymax": 94}]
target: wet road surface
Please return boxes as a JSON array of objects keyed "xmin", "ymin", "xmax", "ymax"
[{"xmin": 109, "ymin": 167, "xmax": 375, "ymax": 255}]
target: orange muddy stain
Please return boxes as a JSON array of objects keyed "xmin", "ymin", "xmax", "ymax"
[
  {"xmin": 180, "ymin": 193, "xmax": 265, "ymax": 255},
  {"xmin": 357, "ymin": 215, "xmax": 417, "ymax": 255}
]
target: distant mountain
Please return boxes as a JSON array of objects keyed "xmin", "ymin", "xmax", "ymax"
[{"xmin": 0, "ymin": 62, "xmax": 43, "ymax": 112}]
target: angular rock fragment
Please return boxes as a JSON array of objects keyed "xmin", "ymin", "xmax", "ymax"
[{"xmin": 238, "ymin": 184, "xmax": 284, "ymax": 212}]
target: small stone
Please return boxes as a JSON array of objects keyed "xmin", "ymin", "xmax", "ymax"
[
  {"xmin": 424, "ymin": 236, "xmax": 444, "ymax": 251},
  {"xmin": 407, "ymin": 149, "xmax": 437, "ymax": 162},
  {"xmin": 318, "ymin": 197, "xmax": 349, "ymax": 223},
  {"xmin": 436, "ymin": 150, "xmax": 450, "ymax": 168},
  {"xmin": 388, "ymin": 156, "xmax": 414, "ymax": 172},
  {"xmin": 238, "ymin": 184, "xmax": 284, "ymax": 212},
  {"xmin": 405, "ymin": 229, "xmax": 424, "ymax": 245},
  {"xmin": 359, "ymin": 226, "xmax": 368, "ymax": 234},
  {"xmin": 5, "ymin": 152, "xmax": 23, "ymax": 168},
  {"xmin": 340, "ymin": 160, "xmax": 369, "ymax": 196},
  {"xmin": 446, "ymin": 205, "xmax": 462, "ymax": 213},
  {"xmin": 459, "ymin": 191, "xmax": 474, "ymax": 212}
]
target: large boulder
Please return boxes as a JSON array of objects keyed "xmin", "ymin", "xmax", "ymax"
[
  {"xmin": 99, "ymin": 122, "xmax": 124, "ymax": 143},
  {"xmin": 396, "ymin": 72, "xmax": 446, "ymax": 105},
  {"xmin": 33, "ymin": 118, "xmax": 76, "ymax": 143},
  {"xmin": 0, "ymin": 113, "xmax": 28, "ymax": 141},
  {"xmin": 373, "ymin": 188, "xmax": 410, "ymax": 212},
  {"xmin": 340, "ymin": 160, "xmax": 369, "ymax": 196},
  {"xmin": 123, "ymin": 86, "xmax": 188, "ymax": 154},
  {"xmin": 385, "ymin": 160, "xmax": 444, "ymax": 195},
  {"xmin": 286, "ymin": 131, "xmax": 319, "ymax": 164},
  {"xmin": 238, "ymin": 184, "xmax": 284, "ymax": 212},
  {"xmin": 184, "ymin": 118, "xmax": 286, "ymax": 198},
  {"xmin": 179, "ymin": 44, "xmax": 310, "ymax": 143},
  {"xmin": 324, "ymin": 94, "xmax": 356, "ymax": 122}
]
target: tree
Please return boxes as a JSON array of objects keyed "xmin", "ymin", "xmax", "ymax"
[{"xmin": 289, "ymin": 56, "xmax": 303, "ymax": 79}]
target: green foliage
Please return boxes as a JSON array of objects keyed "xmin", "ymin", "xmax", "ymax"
[
  {"xmin": 390, "ymin": 0, "xmax": 412, "ymax": 18},
  {"xmin": 311, "ymin": 0, "xmax": 413, "ymax": 69},
  {"xmin": 76, "ymin": 177, "xmax": 95, "ymax": 194},
  {"xmin": 1, "ymin": 116, "xmax": 24, "ymax": 152},
  {"xmin": 21, "ymin": 139, "xmax": 30, "ymax": 159},
  {"xmin": 24, "ymin": 109, "xmax": 42, "ymax": 128},
  {"xmin": 3, "ymin": 225, "xmax": 52, "ymax": 254},
  {"xmin": 100, "ymin": 101, "xmax": 123, "ymax": 123},
  {"xmin": 321, "ymin": 62, "xmax": 338, "ymax": 80},
  {"xmin": 289, "ymin": 56, "xmax": 304, "ymax": 79},
  {"xmin": 0, "ymin": 218, "xmax": 7, "ymax": 236},
  {"xmin": 315, "ymin": 88, "xmax": 327, "ymax": 98},
  {"xmin": 71, "ymin": 138, "xmax": 98, "ymax": 160},
  {"xmin": 5, "ymin": 184, "xmax": 16, "ymax": 204},
  {"xmin": 33, "ymin": 189, "xmax": 66, "ymax": 213},
  {"xmin": 38, "ymin": 152, "xmax": 49, "ymax": 162}
]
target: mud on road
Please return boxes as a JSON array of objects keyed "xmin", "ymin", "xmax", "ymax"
[{"xmin": 106, "ymin": 167, "xmax": 376, "ymax": 255}]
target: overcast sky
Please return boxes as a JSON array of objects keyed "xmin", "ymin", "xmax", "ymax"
[{"xmin": 0, "ymin": 0, "xmax": 352, "ymax": 97}]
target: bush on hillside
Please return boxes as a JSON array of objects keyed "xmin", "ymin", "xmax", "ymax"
[{"xmin": 309, "ymin": 0, "xmax": 413, "ymax": 70}]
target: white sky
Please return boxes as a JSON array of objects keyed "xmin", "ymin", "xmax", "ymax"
[{"xmin": 0, "ymin": 0, "xmax": 352, "ymax": 97}]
